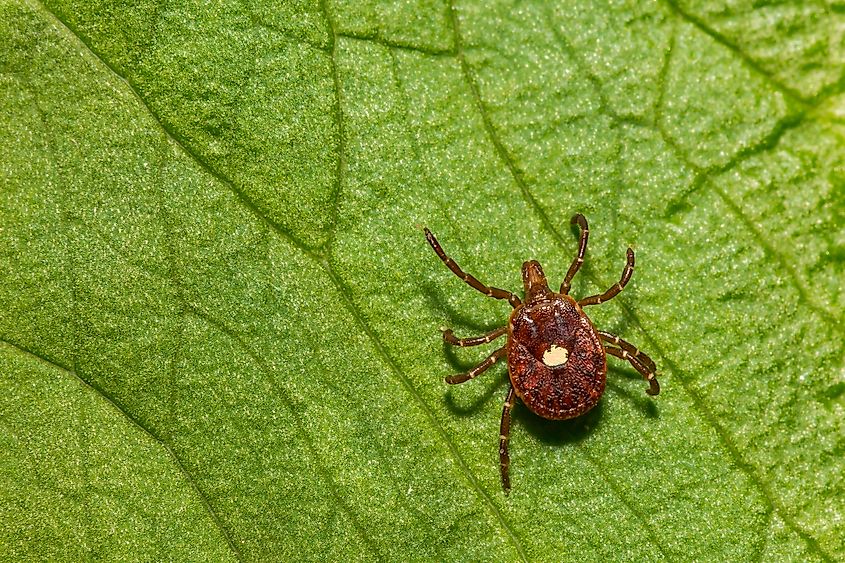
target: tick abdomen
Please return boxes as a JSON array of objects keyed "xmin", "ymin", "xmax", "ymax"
[{"xmin": 507, "ymin": 295, "xmax": 606, "ymax": 420}]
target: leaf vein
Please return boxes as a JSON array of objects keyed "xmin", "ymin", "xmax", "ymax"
[
  {"xmin": 336, "ymin": 31, "xmax": 456, "ymax": 57},
  {"xmin": 0, "ymin": 337, "xmax": 244, "ymax": 561},
  {"xmin": 27, "ymin": 0, "xmax": 313, "ymax": 252},
  {"xmin": 447, "ymin": 1, "xmax": 837, "ymax": 558},
  {"xmin": 311, "ymin": 6, "xmax": 528, "ymax": 555},
  {"xmin": 185, "ymin": 307, "xmax": 384, "ymax": 558},
  {"xmin": 709, "ymin": 183, "xmax": 844, "ymax": 331},
  {"xmin": 447, "ymin": 1, "xmax": 669, "ymax": 555},
  {"xmin": 316, "ymin": 0, "xmax": 345, "ymax": 252},
  {"xmin": 661, "ymin": 0, "xmax": 807, "ymax": 104},
  {"xmin": 626, "ymin": 319, "xmax": 834, "ymax": 561},
  {"xmin": 320, "ymin": 258, "xmax": 531, "ymax": 562},
  {"xmin": 578, "ymin": 441, "xmax": 670, "ymax": 558}
]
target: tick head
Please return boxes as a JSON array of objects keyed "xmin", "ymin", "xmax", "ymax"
[{"xmin": 522, "ymin": 260, "xmax": 552, "ymax": 303}]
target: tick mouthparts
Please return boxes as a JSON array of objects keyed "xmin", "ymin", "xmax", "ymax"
[
  {"xmin": 522, "ymin": 260, "xmax": 544, "ymax": 285},
  {"xmin": 522, "ymin": 260, "xmax": 551, "ymax": 301}
]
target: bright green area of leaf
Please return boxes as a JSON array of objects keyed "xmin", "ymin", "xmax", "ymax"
[{"xmin": 1, "ymin": 0, "xmax": 843, "ymax": 560}]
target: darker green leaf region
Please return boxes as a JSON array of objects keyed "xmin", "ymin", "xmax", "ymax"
[{"xmin": 45, "ymin": 0, "xmax": 341, "ymax": 249}]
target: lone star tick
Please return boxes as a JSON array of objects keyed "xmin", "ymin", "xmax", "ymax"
[{"xmin": 424, "ymin": 214, "xmax": 660, "ymax": 493}]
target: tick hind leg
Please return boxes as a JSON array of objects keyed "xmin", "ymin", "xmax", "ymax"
[
  {"xmin": 579, "ymin": 248, "xmax": 635, "ymax": 307},
  {"xmin": 443, "ymin": 326, "xmax": 507, "ymax": 347},
  {"xmin": 445, "ymin": 347, "xmax": 507, "ymax": 384},
  {"xmin": 602, "ymin": 333, "xmax": 660, "ymax": 396},
  {"xmin": 599, "ymin": 331, "xmax": 657, "ymax": 373},
  {"xmin": 424, "ymin": 228, "xmax": 522, "ymax": 308},
  {"xmin": 499, "ymin": 384, "xmax": 516, "ymax": 493}
]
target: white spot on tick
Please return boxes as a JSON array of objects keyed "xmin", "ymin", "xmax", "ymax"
[{"xmin": 543, "ymin": 344, "xmax": 569, "ymax": 367}]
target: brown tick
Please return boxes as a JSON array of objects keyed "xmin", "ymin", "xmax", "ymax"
[{"xmin": 425, "ymin": 214, "xmax": 660, "ymax": 493}]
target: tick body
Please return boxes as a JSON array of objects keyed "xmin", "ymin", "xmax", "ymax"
[
  {"xmin": 508, "ymin": 290, "xmax": 606, "ymax": 420},
  {"xmin": 425, "ymin": 214, "xmax": 659, "ymax": 493}
]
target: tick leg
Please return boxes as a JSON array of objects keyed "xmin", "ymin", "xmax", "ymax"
[
  {"xmin": 598, "ymin": 331, "xmax": 657, "ymax": 373},
  {"xmin": 560, "ymin": 213, "xmax": 589, "ymax": 295},
  {"xmin": 445, "ymin": 347, "xmax": 507, "ymax": 384},
  {"xmin": 578, "ymin": 248, "xmax": 634, "ymax": 307},
  {"xmin": 424, "ymin": 228, "xmax": 522, "ymax": 308},
  {"xmin": 443, "ymin": 326, "xmax": 507, "ymax": 347},
  {"xmin": 606, "ymin": 346, "xmax": 660, "ymax": 396},
  {"xmin": 499, "ymin": 384, "xmax": 516, "ymax": 494}
]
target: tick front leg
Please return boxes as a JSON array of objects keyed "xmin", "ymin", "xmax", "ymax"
[
  {"xmin": 424, "ymin": 228, "xmax": 522, "ymax": 308},
  {"xmin": 579, "ymin": 248, "xmax": 634, "ymax": 307},
  {"xmin": 560, "ymin": 213, "xmax": 589, "ymax": 295},
  {"xmin": 499, "ymin": 384, "xmax": 516, "ymax": 494},
  {"xmin": 443, "ymin": 326, "xmax": 507, "ymax": 347},
  {"xmin": 445, "ymin": 347, "xmax": 507, "ymax": 384},
  {"xmin": 605, "ymin": 346, "xmax": 660, "ymax": 396}
]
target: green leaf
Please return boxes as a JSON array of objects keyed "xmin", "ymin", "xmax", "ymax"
[{"xmin": 2, "ymin": 0, "xmax": 843, "ymax": 560}]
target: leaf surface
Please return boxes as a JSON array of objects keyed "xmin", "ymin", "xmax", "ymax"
[{"xmin": 1, "ymin": 0, "xmax": 843, "ymax": 560}]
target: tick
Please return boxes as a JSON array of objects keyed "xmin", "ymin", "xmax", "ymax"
[{"xmin": 424, "ymin": 214, "xmax": 660, "ymax": 493}]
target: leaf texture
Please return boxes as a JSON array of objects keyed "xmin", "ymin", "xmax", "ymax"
[{"xmin": 1, "ymin": 0, "xmax": 843, "ymax": 560}]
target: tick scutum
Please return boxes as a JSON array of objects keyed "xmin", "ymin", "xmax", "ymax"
[{"xmin": 507, "ymin": 294, "xmax": 606, "ymax": 420}]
